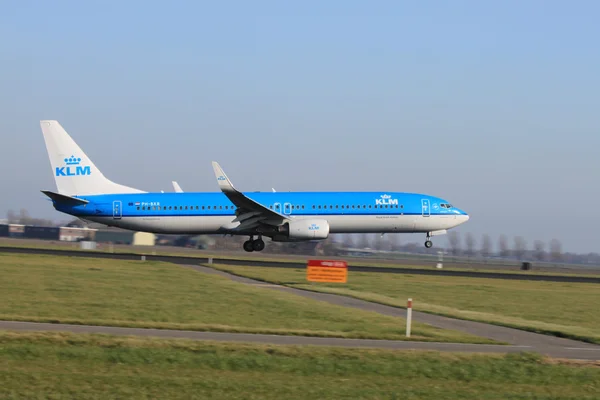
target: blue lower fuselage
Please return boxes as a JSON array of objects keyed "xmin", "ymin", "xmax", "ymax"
[{"xmin": 52, "ymin": 191, "xmax": 469, "ymax": 237}]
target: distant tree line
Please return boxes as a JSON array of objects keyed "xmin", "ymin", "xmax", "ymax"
[
  {"xmin": 445, "ymin": 231, "xmax": 569, "ymax": 263},
  {"xmin": 6, "ymin": 209, "xmax": 56, "ymax": 227}
]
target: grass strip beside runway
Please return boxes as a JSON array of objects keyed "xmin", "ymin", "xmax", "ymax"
[
  {"xmin": 0, "ymin": 331, "xmax": 598, "ymax": 400},
  {"xmin": 212, "ymin": 264, "xmax": 600, "ymax": 344},
  {"xmin": 0, "ymin": 253, "xmax": 487, "ymax": 343}
]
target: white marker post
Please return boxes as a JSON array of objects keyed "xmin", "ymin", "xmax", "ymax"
[
  {"xmin": 406, "ymin": 298, "xmax": 413, "ymax": 337},
  {"xmin": 436, "ymin": 251, "xmax": 443, "ymax": 269}
]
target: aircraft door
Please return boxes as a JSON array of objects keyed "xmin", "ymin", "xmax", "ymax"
[
  {"xmin": 283, "ymin": 202, "xmax": 292, "ymax": 215},
  {"xmin": 113, "ymin": 200, "xmax": 122, "ymax": 220},
  {"xmin": 421, "ymin": 199, "xmax": 430, "ymax": 217}
]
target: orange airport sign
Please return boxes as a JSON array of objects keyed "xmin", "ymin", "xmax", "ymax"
[{"xmin": 306, "ymin": 260, "xmax": 348, "ymax": 283}]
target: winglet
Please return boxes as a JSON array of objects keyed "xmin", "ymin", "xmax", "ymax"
[
  {"xmin": 209, "ymin": 161, "xmax": 289, "ymax": 222},
  {"xmin": 172, "ymin": 181, "xmax": 184, "ymax": 193},
  {"xmin": 212, "ymin": 161, "xmax": 236, "ymax": 193}
]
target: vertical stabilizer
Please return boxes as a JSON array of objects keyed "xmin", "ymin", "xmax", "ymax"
[{"xmin": 40, "ymin": 120, "xmax": 145, "ymax": 196}]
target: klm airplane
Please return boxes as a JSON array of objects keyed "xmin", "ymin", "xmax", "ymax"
[{"xmin": 40, "ymin": 120, "xmax": 469, "ymax": 252}]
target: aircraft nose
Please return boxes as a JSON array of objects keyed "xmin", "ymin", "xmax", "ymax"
[{"xmin": 458, "ymin": 211, "xmax": 469, "ymax": 224}]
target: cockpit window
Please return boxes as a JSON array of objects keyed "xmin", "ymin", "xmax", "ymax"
[{"xmin": 440, "ymin": 203, "xmax": 453, "ymax": 209}]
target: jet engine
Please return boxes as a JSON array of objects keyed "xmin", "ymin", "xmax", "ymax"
[{"xmin": 275, "ymin": 219, "xmax": 330, "ymax": 241}]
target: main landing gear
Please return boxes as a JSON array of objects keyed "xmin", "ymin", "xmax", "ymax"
[
  {"xmin": 243, "ymin": 236, "xmax": 265, "ymax": 252},
  {"xmin": 424, "ymin": 233, "xmax": 433, "ymax": 249}
]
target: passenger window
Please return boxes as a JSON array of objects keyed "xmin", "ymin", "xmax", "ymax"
[
  {"xmin": 318, "ymin": 205, "xmax": 322, "ymax": 209},
  {"xmin": 137, "ymin": 207, "xmax": 140, "ymax": 210},
  {"xmin": 208, "ymin": 206, "xmax": 211, "ymax": 209}
]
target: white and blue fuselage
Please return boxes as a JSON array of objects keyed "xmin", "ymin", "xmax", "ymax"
[
  {"xmin": 39, "ymin": 120, "xmax": 469, "ymax": 252},
  {"xmin": 58, "ymin": 191, "xmax": 468, "ymax": 236}
]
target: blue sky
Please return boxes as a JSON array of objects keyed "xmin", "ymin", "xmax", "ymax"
[{"xmin": 1, "ymin": 1, "xmax": 599, "ymax": 253}]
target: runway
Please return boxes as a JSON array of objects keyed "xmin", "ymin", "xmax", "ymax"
[
  {"xmin": 2, "ymin": 262, "xmax": 600, "ymax": 360},
  {"xmin": 2, "ymin": 245, "xmax": 600, "ymax": 283},
  {"xmin": 0, "ymin": 320, "xmax": 532, "ymax": 354}
]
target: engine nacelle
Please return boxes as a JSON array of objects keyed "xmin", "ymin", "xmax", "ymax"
[{"xmin": 283, "ymin": 219, "xmax": 330, "ymax": 240}]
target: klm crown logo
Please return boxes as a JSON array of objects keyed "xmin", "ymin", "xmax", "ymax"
[
  {"xmin": 55, "ymin": 155, "xmax": 91, "ymax": 177},
  {"xmin": 65, "ymin": 156, "xmax": 81, "ymax": 165},
  {"xmin": 376, "ymin": 193, "xmax": 398, "ymax": 206}
]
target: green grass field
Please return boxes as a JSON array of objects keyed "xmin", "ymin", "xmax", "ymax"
[
  {"xmin": 0, "ymin": 332, "xmax": 598, "ymax": 400},
  {"xmin": 0, "ymin": 252, "xmax": 490, "ymax": 343},
  {"xmin": 211, "ymin": 264, "xmax": 600, "ymax": 344}
]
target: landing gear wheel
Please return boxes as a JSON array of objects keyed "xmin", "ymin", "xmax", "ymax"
[
  {"xmin": 243, "ymin": 240, "xmax": 254, "ymax": 252},
  {"xmin": 252, "ymin": 239, "xmax": 265, "ymax": 252},
  {"xmin": 424, "ymin": 240, "xmax": 433, "ymax": 248}
]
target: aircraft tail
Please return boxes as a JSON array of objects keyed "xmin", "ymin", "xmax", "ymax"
[{"xmin": 40, "ymin": 120, "xmax": 145, "ymax": 196}]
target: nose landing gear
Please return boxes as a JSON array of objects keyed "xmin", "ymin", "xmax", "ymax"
[{"xmin": 243, "ymin": 236, "xmax": 265, "ymax": 252}]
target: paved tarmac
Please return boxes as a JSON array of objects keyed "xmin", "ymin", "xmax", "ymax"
[
  {"xmin": 0, "ymin": 320, "xmax": 531, "ymax": 354},
  {"xmin": 2, "ymin": 246, "xmax": 600, "ymax": 283},
  {"xmin": 2, "ymin": 264, "xmax": 599, "ymax": 360}
]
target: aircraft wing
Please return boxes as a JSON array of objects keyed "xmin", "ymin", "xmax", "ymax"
[{"xmin": 211, "ymin": 161, "xmax": 289, "ymax": 228}]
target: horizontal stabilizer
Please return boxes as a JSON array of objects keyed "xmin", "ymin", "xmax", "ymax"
[{"xmin": 41, "ymin": 190, "xmax": 89, "ymax": 206}]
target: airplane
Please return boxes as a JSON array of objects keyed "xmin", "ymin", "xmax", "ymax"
[{"xmin": 39, "ymin": 120, "xmax": 469, "ymax": 252}]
